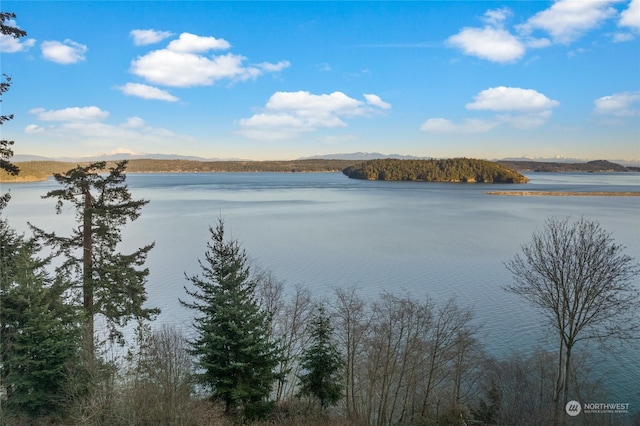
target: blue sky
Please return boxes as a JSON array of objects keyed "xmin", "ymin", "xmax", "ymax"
[{"xmin": 2, "ymin": 1, "xmax": 639, "ymax": 161}]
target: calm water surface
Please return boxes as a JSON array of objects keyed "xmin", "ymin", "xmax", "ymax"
[{"xmin": 3, "ymin": 172, "xmax": 639, "ymax": 405}]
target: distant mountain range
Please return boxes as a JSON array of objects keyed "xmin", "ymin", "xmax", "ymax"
[
  {"xmin": 298, "ymin": 152, "xmax": 430, "ymax": 161},
  {"xmin": 12, "ymin": 152, "xmax": 639, "ymax": 167},
  {"xmin": 12, "ymin": 153, "xmax": 246, "ymax": 162},
  {"xmin": 303, "ymin": 153, "xmax": 640, "ymax": 167}
]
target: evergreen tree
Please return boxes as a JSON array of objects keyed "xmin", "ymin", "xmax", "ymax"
[
  {"xmin": 1, "ymin": 12, "xmax": 27, "ymax": 209},
  {"xmin": 31, "ymin": 160, "xmax": 157, "ymax": 357},
  {"xmin": 180, "ymin": 218, "xmax": 279, "ymax": 420},
  {"xmin": 0, "ymin": 219, "xmax": 81, "ymax": 419},
  {"xmin": 298, "ymin": 303, "xmax": 343, "ymax": 409}
]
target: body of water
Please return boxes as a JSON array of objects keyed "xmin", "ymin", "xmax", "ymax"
[{"xmin": 3, "ymin": 171, "xmax": 639, "ymax": 407}]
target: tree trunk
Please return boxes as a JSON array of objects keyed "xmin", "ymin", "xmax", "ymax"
[
  {"xmin": 552, "ymin": 336, "xmax": 565, "ymax": 425},
  {"xmin": 560, "ymin": 345, "xmax": 572, "ymax": 426},
  {"xmin": 83, "ymin": 186, "xmax": 94, "ymax": 358}
]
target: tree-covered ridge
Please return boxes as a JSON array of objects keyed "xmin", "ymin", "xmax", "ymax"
[
  {"xmin": 497, "ymin": 159, "xmax": 635, "ymax": 172},
  {"xmin": 342, "ymin": 158, "xmax": 529, "ymax": 183},
  {"xmin": 0, "ymin": 159, "xmax": 362, "ymax": 182}
]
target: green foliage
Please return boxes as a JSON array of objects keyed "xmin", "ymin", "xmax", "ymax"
[
  {"xmin": 31, "ymin": 160, "xmax": 158, "ymax": 353},
  {"xmin": 298, "ymin": 304, "xmax": 343, "ymax": 409},
  {"xmin": 181, "ymin": 217, "xmax": 280, "ymax": 420},
  {"xmin": 343, "ymin": 158, "xmax": 529, "ymax": 183},
  {"xmin": 0, "ymin": 218, "xmax": 81, "ymax": 419}
]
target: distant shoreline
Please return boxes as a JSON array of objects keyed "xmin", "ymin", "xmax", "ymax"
[
  {"xmin": 1, "ymin": 157, "xmax": 638, "ymax": 183},
  {"xmin": 486, "ymin": 191, "xmax": 640, "ymax": 197}
]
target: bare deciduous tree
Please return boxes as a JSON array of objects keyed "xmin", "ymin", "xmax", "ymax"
[
  {"xmin": 333, "ymin": 288, "xmax": 371, "ymax": 422},
  {"xmin": 504, "ymin": 217, "xmax": 640, "ymax": 424},
  {"xmin": 266, "ymin": 282, "xmax": 313, "ymax": 402}
]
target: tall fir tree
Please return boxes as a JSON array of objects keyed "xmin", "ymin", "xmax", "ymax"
[
  {"xmin": 0, "ymin": 12, "xmax": 27, "ymax": 209},
  {"xmin": 31, "ymin": 160, "xmax": 157, "ymax": 357},
  {"xmin": 0, "ymin": 218, "xmax": 81, "ymax": 419},
  {"xmin": 181, "ymin": 217, "xmax": 279, "ymax": 420},
  {"xmin": 298, "ymin": 303, "xmax": 343, "ymax": 409}
]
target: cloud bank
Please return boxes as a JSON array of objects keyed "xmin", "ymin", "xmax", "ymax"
[
  {"xmin": 593, "ymin": 91, "xmax": 640, "ymax": 118},
  {"xmin": 25, "ymin": 105, "xmax": 192, "ymax": 150},
  {"xmin": 237, "ymin": 91, "xmax": 391, "ymax": 140},
  {"xmin": 448, "ymin": 1, "xmax": 634, "ymax": 62},
  {"xmin": 129, "ymin": 31, "xmax": 289, "ymax": 88},
  {"xmin": 421, "ymin": 86, "xmax": 559, "ymax": 133}
]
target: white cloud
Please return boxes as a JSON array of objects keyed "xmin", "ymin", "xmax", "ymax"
[
  {"xmin": 517, "ymin": 0, "xmax": 619, "ymax": 44},
  {"xmin": 496, "ymin": 110, "xmax": 554, "ymax": 129},
  {"xmin": 41, "ymin": 39, "xmax": 87, "ymax": 64},
  {"xmin": 25, "ymin": 105, "xmax": 192, "ymax": 148},
  {"xmin": 449, "ymin": 2, "xmax": 631, "ymax": 62},
  {"xmin": 130, "ymin": 29, "xmax": 174, "ymax": 46},
  {"xmin": 612, "ymin": 32, "xmax": 635, "ymax": 42},
  {"xmin": 256, "ymin": 60, "xmax": 291, "ymax": 72},
  {"xmin": 238, "ymin": 91, "xmax": 391, "ymax": 140},
  {"xmin": 121, "ymin": 117, "xmax": 146, "ymax": 129},
  {"xmin": 466, "ymin": 86, "xmax": 560, "ymax": 112},
  {"xmin": 447, "ymin": 24, "xmax": 525, "ymax": 63},
  {"xmin": 420, "ymin": 118, "xmax": 497, "ymax": 133},
  {"xmin": 24, "ymin": 124, "xmax": 43, "ymax": 134},
  {"xmin": 422, "ymin": 86, "xmax": 558, "ymax": 134},
  {"xmin": 482, "ymin": 8, "xmax": 512, "ymax": 27},
  {"xmin": 132, "ymin": 50, "xmax": 254, "ymax": 87},
  {"xmin": 619, "ymin": 0, "xmax": 640, "ymax": 30},
  {"xmin": 118, "ymin": 82, "xmax": 179, "ymax": 102},
  {"xmin": 593, "ymin": 91, "xmax": 640, "ymax": 117},
  {"xmin": 29, "ymin": 106, "xmax": 109, "ymax": 121},
  {"xmin": 0, "ymin": 19, "xmax": 36, "ymax": 53},
  {"xmin": 166, "ymin": 32, "xmax": 230, "ymax": 52},
  {"xmin": 130, "ymin": 33, "xmax": 288, "ymax": 87},
  {"xmin": 0, "ymin": 34, "xmax": 35, "ymax": 53},
  {"xmin": 523, "ymin": 37, "xmax": 552, "ymax": 48},
  {"xmin": 364, "ymin": 94, "xmax": 392, "ymax": 110}
]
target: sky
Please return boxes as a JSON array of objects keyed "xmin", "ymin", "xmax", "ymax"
[{"xmin": 1, "ymin": 1, "xmax": 639, "ymax": 161}]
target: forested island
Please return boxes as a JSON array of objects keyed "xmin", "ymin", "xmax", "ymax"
[{"xmin": 342, "ymin": 158, "xmax": 529, "ymax": 183}]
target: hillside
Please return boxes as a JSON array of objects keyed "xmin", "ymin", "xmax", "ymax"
[
  {"xmin": 496, "ymin": 159, "xmax": 634, "ymax": 172},
  {"xmin": 0, "ymin": 159, "xmax": 362, "ymax": 182},
  {"xmin": 342, "ymin": 158, "xmax": 529, "ymax": 183}
]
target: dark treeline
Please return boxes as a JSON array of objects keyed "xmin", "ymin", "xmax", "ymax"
[
  {"xmin": 2, "ymin": 160, "xmax": 639, "ymax": 426},
  {"xmin": 2, "ymin": 158, "xmax": 635, "ymax": 183},
  {"xmin": 0, "ymin": 159, "xmax": 363, "ymax": 182},
  {"xmin": 497, "ymin": 159, "xmax": 635, "ymax": 173},
  {"xmin": 342, "ymin": 158, "xmax": 529, "ymax": 183}
]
